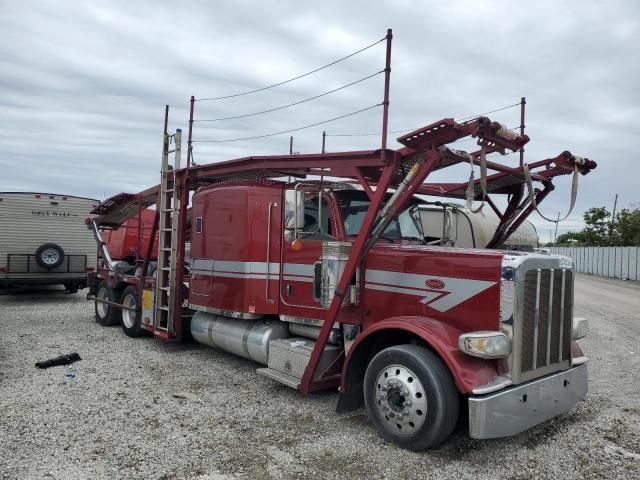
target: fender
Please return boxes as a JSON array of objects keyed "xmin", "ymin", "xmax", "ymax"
[{"xmin": 337, "ymin": 316, "xmax": 499, "ymax": 413}]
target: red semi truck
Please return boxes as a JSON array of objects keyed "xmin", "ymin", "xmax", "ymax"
[{"xmin": 87, "ymin": 112, "xmax": 596, "ymax": 450}]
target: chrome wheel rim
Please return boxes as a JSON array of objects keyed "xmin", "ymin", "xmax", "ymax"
[
  {"xmin": 96, "ymin": 286, "xmax": 108, "ymax": 318},
  {"xmin": 41, "ymin": 248, "xmax": 60, "ymax": 266},
  {"xmin": 375, "ymin": 364, "xmax": 428, "ymax": 435},
  {"xmin": 121, "ymin": 293, "xmax": 137, "ymax": 329}
]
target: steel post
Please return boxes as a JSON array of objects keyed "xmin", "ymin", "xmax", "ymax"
[
  {"xmin": 381, "ymin": 29, "xmax": 392, "ymax": 151},
  {"xmin": 186, "ymin": 96, "xmax": 194, "ymax": 168},
  {"xmin": 519, "ymin": 97, "xmax": 526, "ymax": 166}
]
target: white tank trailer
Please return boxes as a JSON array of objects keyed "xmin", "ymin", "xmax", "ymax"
[{"xmin": 418, "ymin": 203, "xmax": 538, "ymax": 250}]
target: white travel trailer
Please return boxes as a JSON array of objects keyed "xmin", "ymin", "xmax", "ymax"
[
  {"xmin": 0, "ymin": 192, "xmax": 99, "ymax": 291},
  {"xmin": 419, "ymin": 202, "xmax": 538, "ymax": 250}
]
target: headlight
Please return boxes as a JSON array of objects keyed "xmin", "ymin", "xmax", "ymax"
[
  {"xmin": 572, "ymin": 317, "xmax": 589, "ymax": 340},
  {"xmin": 458, "ymin": 331, "xmax": 511, "ymax": 359}
]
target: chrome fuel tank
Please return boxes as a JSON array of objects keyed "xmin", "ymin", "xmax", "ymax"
[{"xmin": 190, "ymin": 311, "xmax": 290, "ymax": 365}]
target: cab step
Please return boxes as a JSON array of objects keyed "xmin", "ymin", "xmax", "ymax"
[
  {"xmin": 256, "ymin": 368, "xmax": 300, "ymax": 389},
  {"xmin": 257, "ymin": 338, "xmax": 341, "ymax": 389}
]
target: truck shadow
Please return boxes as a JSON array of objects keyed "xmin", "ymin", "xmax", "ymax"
[
  {"xmin": 0, "ymin": 286, "xmax": 84, "ymax": 303},
  {"xmin": 0, "ymin": 285, "xmax": 69, "ymax": 295}
]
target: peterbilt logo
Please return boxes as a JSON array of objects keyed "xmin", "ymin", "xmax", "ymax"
[{"xmin": 425, "ymin": 279, "xmax": 445, "ymax": 290}]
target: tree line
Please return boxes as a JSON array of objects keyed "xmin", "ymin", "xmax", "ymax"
[{"xmin": 555, "ymin": 206, "xmax": 640, "ymax": 246}]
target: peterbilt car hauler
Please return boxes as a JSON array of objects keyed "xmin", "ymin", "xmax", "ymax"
[
  {"xmin": 0, "ymin": 192, "xmax": 98, "ymax": 292},
  {"xmin": 86, "ymin": 107, "xmax": 596, "ymax": 450}
]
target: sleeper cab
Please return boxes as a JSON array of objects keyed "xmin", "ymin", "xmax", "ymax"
[{"xmin": 188, "ymin": 183, "xmax": 282, "ymax": 316}]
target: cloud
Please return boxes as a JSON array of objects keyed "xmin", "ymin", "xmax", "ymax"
[{"xmin": 0, "ymin": 0, "xmax": 637, "ymax": 235}]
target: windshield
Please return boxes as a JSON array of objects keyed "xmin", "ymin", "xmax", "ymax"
[{"xmin": 337, "ymin": 191, "xmax": 424, "ymax": 241}]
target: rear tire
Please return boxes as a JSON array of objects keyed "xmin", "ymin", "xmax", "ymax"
[
  {"xmin": 120, "ymin": 285, "xmax": 146, "ymax": 338},
  {"xmin": 364, "ymin": 345, "xmax": 459, "ymax": 451},
  {"xmin": 94, "ymin": 280, "xmax": 122, "ymax": 326}
]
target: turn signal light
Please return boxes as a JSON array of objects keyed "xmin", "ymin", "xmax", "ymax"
[
  {"xmin": 459, "ymin": 331, "xmax": 511, "ymax": 359},
  {"xmin": 291, "ymin": 239, "xmax": 302, "ymax": 251},
  {"xmin": 572, "ymin": 317, "xmax": 589, "ymax": 340}
]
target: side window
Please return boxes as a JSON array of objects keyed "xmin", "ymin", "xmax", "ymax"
[
  {"xmin": 302, "ymin": 193, "xmax": 335, "ymax": 240},
  {"xmin": 342, "ymin": 199, "xmax": 368, "ymax": 236}
]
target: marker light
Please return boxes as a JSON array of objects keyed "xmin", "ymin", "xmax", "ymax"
[
  {"xmin": 459, "ymin": 331, "xmax": 511, "ymax": 359},
  {"xmin": 572, "ymin": 317, "xmax": 589, "ymax": 340}
]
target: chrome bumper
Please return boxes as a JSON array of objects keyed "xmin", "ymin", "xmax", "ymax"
[{"xmin": 468, "ymin": 364, "xmax": 587, "ymax": 439}]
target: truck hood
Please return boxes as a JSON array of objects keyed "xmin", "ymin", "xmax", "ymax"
[{"xmin": 362, "ymin": 243, "xmax": 508, "ymax": 330}]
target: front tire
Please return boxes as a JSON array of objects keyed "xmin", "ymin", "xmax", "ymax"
[
  {"xmin": 364, "ymin": 345, "xmax": 459, "ymax": 451},
  {"xmin": 120, "ymin": 285, "xmax": 146, "ymax": 338},
  {"xmin": 94, "ymin": 280, "xmax": 122, "ymax": 326}
]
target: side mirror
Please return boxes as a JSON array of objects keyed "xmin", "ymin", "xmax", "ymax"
[
  {"xmin": 442, "ymin": 207, "xmax": 458, "ymax": 246},
  {"xmin": 284, "ymin": 190, "xmax": 304, "ymax": 231}
]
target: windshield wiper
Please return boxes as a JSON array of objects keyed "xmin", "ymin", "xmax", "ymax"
[
  {"xmin": 378, "ymin": 235, "xmax": 395, "ymax": 243},
  {"xmin": 401, "ymin": 236, "xmax": 426, "ymax": 245}
]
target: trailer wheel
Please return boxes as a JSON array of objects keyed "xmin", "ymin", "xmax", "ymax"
[
  {"xmin": 35, "ymin": 243, "xmax": 65, "ymax": 269},
  {"xmin": 363, "ymin": 345, "xmax": 459, "ymax": 451},
  {"xmin": 94, "ymin": 280, "xmax": 122, "ymax": 326},
  {"xmin": 120, "ymin": 286, "xmax": 146, "ymax": 338}
]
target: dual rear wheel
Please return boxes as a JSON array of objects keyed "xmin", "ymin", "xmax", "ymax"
[
  {"xmin": 94, "ymin": 281, "xmax": 121, "ymax": 326},
  {"xmin": 94, "ymin": 281, "xmax": 145, "ymax": 337},
  {"xmin": 120, "ymin": 286, "xmax": 145, "ymax": 337}
]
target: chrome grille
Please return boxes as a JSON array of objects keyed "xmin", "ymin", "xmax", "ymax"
[{"xmin": 515, "ymin": 268, "xmax": 573, "ymax": 382}]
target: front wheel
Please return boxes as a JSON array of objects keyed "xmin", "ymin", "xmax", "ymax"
[
  {"xmin": 364, "ymin": 345, "xmax": 459, "ymax": 451},
  {"xmin": 120, "ymin": 286, "xmax": 146, "ymax": 338}
]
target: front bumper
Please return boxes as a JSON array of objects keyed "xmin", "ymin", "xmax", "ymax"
[{"xmin": 468, "ymin": 363, "xmax": 587, "ymax": 439}]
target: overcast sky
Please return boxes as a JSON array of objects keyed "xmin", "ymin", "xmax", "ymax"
[{"xmin": 1, "ymin": 0, "xmax": 638, "ymax": 238}]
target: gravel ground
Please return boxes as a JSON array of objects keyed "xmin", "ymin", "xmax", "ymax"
[{"xmin": 1, "ymin": 273, "xmax": 639, "ymax": 480}]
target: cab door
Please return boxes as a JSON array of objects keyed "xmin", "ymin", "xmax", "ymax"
[{"xmin": 279, "ymin": 189, "xmax": 339, "ymax": 317}]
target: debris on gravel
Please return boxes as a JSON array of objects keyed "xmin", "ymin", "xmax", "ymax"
[{"xmin": 1, "ymin": 276, "xmax": 639, "ymax": 479}]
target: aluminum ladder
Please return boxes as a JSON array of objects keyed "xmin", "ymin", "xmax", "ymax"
[{"xmin": 154, "ymin": 128, "xmax": 182, "ymax": 334}]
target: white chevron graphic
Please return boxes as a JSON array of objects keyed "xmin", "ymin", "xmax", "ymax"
[{"xmin": 365, "ymin": 269, "xmax": 496, "ymax": 312}]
